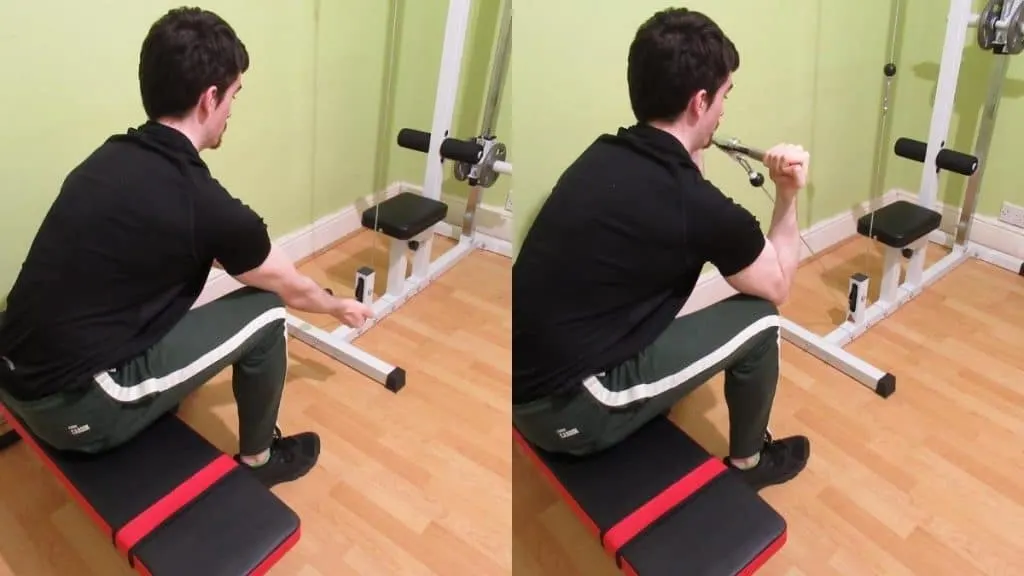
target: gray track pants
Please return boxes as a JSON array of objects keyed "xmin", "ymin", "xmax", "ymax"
[
  {"xmin": 0, "ymin": 287, "xmax": 288, "ymax": 455},
  {"xmin": 513, "ymin": 294, "xmax": 781, "ymax": 459}
]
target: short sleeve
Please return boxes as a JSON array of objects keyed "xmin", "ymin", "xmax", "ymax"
[
  {"xmin": 687, "ymin": 182, "xmax": 766, "ymax": 277},
  {"xmin": 193, "ymin": 181, "xmax": 272, "ymax": 276}
]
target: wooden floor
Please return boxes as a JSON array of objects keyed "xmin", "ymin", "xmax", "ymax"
[
  {"xmin": 514, "ymin": 236, "xmax": 1024, "ymax": 576},
  {"xmin": 0, "ymin": 230, "xmax": 511, "ymax": 575}
]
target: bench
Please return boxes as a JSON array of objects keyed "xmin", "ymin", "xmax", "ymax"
[
  {"xmin": 514, "ymin": 416, "xmax": 787, "ymax": 575},
  {"xmin": 0, "ymin": 402, "xmax": 301, "ymax": 575}
]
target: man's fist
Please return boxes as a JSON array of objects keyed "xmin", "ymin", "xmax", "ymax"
[
  {"xmin": 332, "ymin": 298, "xmax": 374, "ymax": 328},
  {"xmin": 764, "ymin": 143, "xmax": 810, "ymax": 194}
]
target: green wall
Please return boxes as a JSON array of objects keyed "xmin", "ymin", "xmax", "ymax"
[
  {"xmin": 509, "ymin": 0, "xmax": 1024, "ymax": 257},
  {"xmin": 0, "ymin": 0, "xmax": 505, "ymax": 295},
  {"xmin": 880, "ymin": 0, "xmax": 1024, "ymax": 216}
]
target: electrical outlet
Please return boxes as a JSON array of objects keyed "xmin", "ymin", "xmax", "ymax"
[
  {"xmin": 505, "ymin": 190, "xmax": 513, "ymax": 213},
  {"xmin": 999, "ymin": 201, "xmax": 1024, "ymax": 228}
]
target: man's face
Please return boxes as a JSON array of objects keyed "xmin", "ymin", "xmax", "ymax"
[
  {"xmin": 695, "ymin": 75, "xmax": 732, "ymax": 148},
  {"xmin": 201, "ymin": 75, "xmax": 242, "ymax": 150}
]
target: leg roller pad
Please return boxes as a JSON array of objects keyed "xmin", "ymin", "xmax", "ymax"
[
  {"xmin": 361, "ymin": 191, "xmax": 449, "ymax": 241},
  {"xmin": 0, "ymin": 404, "xmax": 300, "ymax": 575},
  {"xmin": 514, "ymin": 416, "xmax": 787, "ymax": 575}
]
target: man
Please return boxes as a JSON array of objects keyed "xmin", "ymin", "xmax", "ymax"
[
  {"xmin": 512, "ymin": 8, "xmax": 811, "ymax": 491},
  {"xmin": 0, "ymin": 7, "xmax": 373, "ymax": 488}
]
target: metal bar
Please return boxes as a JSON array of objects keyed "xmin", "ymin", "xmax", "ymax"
[
  {"xmin": 423, "ymin": 0, "xmax": 472, "ymax": 201},
  {"xmin": 955, "ymin": 54, "xmax": 1011, "ymax": 245},
  {"xmin": 917, "ymin": 0, "xmax": 973, "ymax": 210},
  {"xmin": 480, "ymin": 0, "xmax": 512, "ymax": 138},
  {"xmin": 285, "ymin": 316, "xmax": 405, "ymax": 392},
  {"xmin": 779, "ymin": 318, "xmax": 894, "ymax": 397}
]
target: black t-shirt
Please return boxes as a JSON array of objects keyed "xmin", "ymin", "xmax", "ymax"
[
  {"xmin": 0, "ymin": 121, "xmax": 271, "ymax": 400},
  {"xmin": 512, "ymin": 124, "xmax": 766, "ymax": 405}
]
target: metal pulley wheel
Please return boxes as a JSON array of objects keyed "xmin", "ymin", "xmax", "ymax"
[
  {"xmin": 978, "ymin": 0, "xmax": 1004, "ymax": 51},
  {"xmin": 1004, "ymin": 0, "xmax": 1024, "ymax": 54}
]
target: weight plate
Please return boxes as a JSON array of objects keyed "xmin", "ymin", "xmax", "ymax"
[
  {"xmin": 478, "ymin": 143, "xmax": 507, "ymax": 188},
  {"xmin": 978, "ymin": 0, "xmax": 1004, "ymax": 50},
  {"xmin": 1005, "ymin": 1, "xmax": 1024, "ymax": 54}
]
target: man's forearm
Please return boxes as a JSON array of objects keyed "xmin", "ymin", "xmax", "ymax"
[
  {"xmin": 766, "ymin": 190, "xmax": 801, "ymax": 287},
  {"xmin": 279, "ymin": 274, "xmax": 341, "ymax": 316}
]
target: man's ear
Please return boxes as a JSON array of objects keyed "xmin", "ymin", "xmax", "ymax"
[
  {"xmin": 687, "ymin": 88, "xmax": 709, "ymax": 116},
  {"xmin": 197, "ymin": 85, "xmax": 219, "ymax": 119}
]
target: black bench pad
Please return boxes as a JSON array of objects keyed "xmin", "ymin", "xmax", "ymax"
[
  {"xmin": 514, "ymin": 416, "xmax": 787, "ymax": 575},
  {"xmin": 133, "ymin": 466, "xmax": 300, "ymax": 575},
  {"xmin": 361, "ymin": 191, "xmax": 448, "ymax": 241},
  {"xmin": 0, "ymin": 405, "xmax": 300, "ymax": 575},
  {"xmin": 857, "ymin": 200, "xmax": 942, "ymax": 249}
]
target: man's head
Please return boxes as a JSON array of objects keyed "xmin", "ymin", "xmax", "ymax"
[
  {"xmin": 627, "ymin": 8, "xmax": 739, "ymax": 152},
  {"xmin": 139, "ymin": 7, "xmax": 249, "ymax": 151}
]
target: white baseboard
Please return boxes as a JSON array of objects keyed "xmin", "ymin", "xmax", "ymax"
[{"xmin": 193, "ymin": 181, "xmax": 512, "ymax": 307}]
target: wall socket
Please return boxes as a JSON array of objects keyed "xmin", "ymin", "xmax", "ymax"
[
  {"xmin": 505, "ymin": 189, "xmax": 513, "ymax": 213},
  {"xmin": 998, "ymin": 201, "xmax": 1024, "ymax": 228}
]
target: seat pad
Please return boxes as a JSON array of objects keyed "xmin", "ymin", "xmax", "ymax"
[
  {"xmin": 857, "ymin": 200, "xmax": 942, "ymax": 248},
  {"xmin": 361, "ymin": 192, "xmax": 448, "ymax": 240}
]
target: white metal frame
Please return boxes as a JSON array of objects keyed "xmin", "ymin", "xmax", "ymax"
[
  {"xmin": 782, "ymin": 0, "xmax": 1024, "ymax": 397},
  {"xmin": 285, "ymin": 0, "xmax": 513, "ymax": 392}
]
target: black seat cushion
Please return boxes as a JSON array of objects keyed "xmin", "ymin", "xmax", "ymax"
[
  {"xmin": 857, "ymin": 200, "xmax": 942, "ymax": 248},
  {"xmin": 515, "ymin": 416, "xmax": 787, "ymax": 575},
  {"xmin": 361, "ymin": 191, "xmax": 448, "ymax": 240}
]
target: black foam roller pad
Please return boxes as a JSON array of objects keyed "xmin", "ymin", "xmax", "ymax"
[
  {"xmin": 893, "ymin": 137, "xmax": 978, "ymax": 176},
  {"xmin": 935, "ymin": 148, "xmax": 978, "ymax": 176},
  {"xmin": 894, "ymin": 137, "xmax": 926, "ymax": 163},
  {"xmin": 439, "ymin": 138, "xmax": 483, "ymax": 164},
  {"xmin": 397, "ymin": 128, "xmax": 431, "ymax": 153}
]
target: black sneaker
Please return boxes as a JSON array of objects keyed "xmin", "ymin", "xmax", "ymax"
[
  {"xmin": 234, "ymin": 426, "xmax": 321, "ymax": 488},
  {"xmin": 724, "ymin": 432, "xmax": 810, "ymax": 491}
]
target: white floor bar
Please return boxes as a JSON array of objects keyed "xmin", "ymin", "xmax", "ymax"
[
  {"xmin": 778, "ymin": 0, "xmax": 1024, "ymax": 397},
  {"xmin": 285, "ymin": 0, "xmax": 513, "ymax": 392},
  {"xmin": 780, "ymin": 318, "xmax": 894, "ymax": 394}
]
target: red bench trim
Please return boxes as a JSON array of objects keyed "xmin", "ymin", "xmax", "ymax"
[
  {"xmin": 602, "ymin": 457, "xmax": 726, "ymax": 557},
  {"xmin": 116, "ymin": 453, "xmax": 238, "ymax": 555},
  {"xmin": 0, "ymin": 403, "xmax": 112, "ymax": 535},
  {"xmin": 512, "ymin": 428, "xmax": 600, "ymax": 538},
  {"xmin": 739, "ymin": 530, "xmax": 787, "ymax": 575},
  {"xmin": 0, "ymin": 403, "xmax": 248, "ymax": 575}
]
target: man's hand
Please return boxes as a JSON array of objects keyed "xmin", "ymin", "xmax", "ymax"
[
  {"xmin": 330, "ymin": 298, "xmax": 374, "ymax": 328},
  {"xmin": 764, "ymin": 144, "xmax": 810, "ymax": 197}
]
